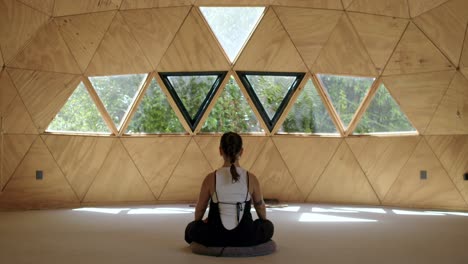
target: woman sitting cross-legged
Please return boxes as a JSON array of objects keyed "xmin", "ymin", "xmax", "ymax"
[{"xmin": 185, "ymin": 132, "xmax": 274, "ymax": 247}]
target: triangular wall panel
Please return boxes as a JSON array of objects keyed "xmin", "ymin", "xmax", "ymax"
[
  {"xmin": 3, "ymin": 96, "xmax": 39, "ymax": 134},
  {"xmin": 347, "ymin": 0, "xmax": 409, "ymax": 18},
  {"xmin": 83, "ymin": 139, "xmax": 155, "ymax": 203},
  {"xmin": 274, "ymin": 7, "xmax": 342, "ymax": 71},
  {"xmin": 383, "ymin": 139, "xmax": 467, "ymax": 209},
  {"xmin": 157, "ymin": 8, "xmax": 230, "ymax": 71},
  {"xmin": 0, "ymin": 70, "xmax": 18, "ymax": 116},
  {"xmin": 0, "ymin": 0, "xmax": 49, "ymax": 63},
  {"xmin": 54, "ymin": 0, "xmax": 122, "ymax": 16},
  {"xmin": 426, "ymin": 73, "xmax": 468, "ymax": 134},
  {"xmin": 86, "ymin": 13, "xmax": 152, "ymax": 75},
  {"xmin": 271, "ymin": 0, "xmax": 343, "ymax": 9},
  {"xmin": 348, "ymin": 13, "xmax": 408, "ymax": 73},
  {"xmin": 44, "ymin": 135, "xmax": 115, "ymax": 200},
  {"xmin": 9, "ymin": 22, "xmax": 82, "ymax": 74},
  {"xmin": 307, "ymin": 141, "xmax": 380, "ymax": 205},
  {"xmin": 346, "ymin": 136, "xmax": 421, "ymax": 200},
  {"xmin": 249, "ymin": 138, "xmax": 304, "ymax": 201},
  {"xmin": 55, "ymin": 11, "xmax": 116, "ymax": 73},
  {"xmin": 121, "ymin": 6, "xmax": 190, "ymax": 69},
  {"xmin": 311, "ymin": 15, "xmax": 377, "ymax": 76},
  {"xmin": 158, "ymin": 139, "xmax": 213, "ymax": 201},
  {"xmin": 8, "ymin": 68, "xmax": 81, "ymax": 132},
  {"xmin": 18, "ymin": 0, "xmax": 54, "ymax": 15},
  {"xmin": 383, "ymin": 70, "xmax": 455, "ymax": 133},
  {"xmin": 426, "ymin": 135, "xmax": 468, "ymax": 204},
  {"xmin": 461, "ymin": 26, "xmax": 468, "ymax": 71},
  {"xmin": 121, "ymin": 137, "xmax": 190, "ymax": 198},
  {"xmin": 384, "ymin": 23, "xmax": 454, "ymax": 75},
  {"xmin": 408, "ymin": 0, "xmax": 448, "ymax": 18},
  {"xmin": 2, "ymin": 135, "xmax": 37, "ymax": 187},
  {"xmin": 342, "ymin": 0, "xmax": 354, "ymax": 9},
  {"xmin": 273, "ymin": 137, "xmax": 342, "ymax": 199},
  {"xmin": 0, "ymin": 137, "xmax": 79, "ymax": 209},
  {"xmin": 235, "ymin": 8, "xmax": 307, "ymax": 72}
]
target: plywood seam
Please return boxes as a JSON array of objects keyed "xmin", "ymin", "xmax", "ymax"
[
  {"xmin": 156, "ymin": 137, "xmax": 192, "ymax": 200},
  {"xmin": 5, "ymin": 65, "xmax": 78, "ymax": 76},
  {"xmin": 304, "ymin": 139, "xmax": 343, "ymax": 200},
  {"xmin": 458, "ymin": 23, "xmax": 468, "ymax": 67},
  {"xmin": 405, "ymin": 0, "xmax": 411, "ymax": 19},
  {"xmin": 380, "ymin": 20, "xmax": 410, "ymax": 76},
  {"xmin": 345, "ymin": 9, "xmax": 407, "ymax": 19},
  {"xmin": 52, "ymin": 0, "xmax": 56, "ymax": 17},
  {"xmin": 52, "ymin": 18, "xmax": 86, "ymax": 74},
  {"xmin": 17, "ymin": 0, "xmax": 52, "ymax": 17},
  {"xmin": 410, "ymin": 0, "xmax": 450, "ymax": 18},
  {"xmin": 193, "ymin": 136, "xmax": 217, "ymax": 171}
]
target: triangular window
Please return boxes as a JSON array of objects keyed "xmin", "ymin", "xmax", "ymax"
[
  {"xmin": 47, "ymin": 82, "xmax": 110, "ymax": 133},
  {"xmin": 318, "ymin": 74, "xmax": 375, "ymax": 128},
  {"xmin": 160, "ymin": 72, "xmax": 227, "ymax": 131},
  {"xmin": 201, "ymin": 76, "xmax": 263, "ymax": 133},
  {"xmin": 89, "ymin": 74, "xmax": 147, "ymax": 129},
  {"xmin": 126, "ymin": 78, "xmax": 186, "ymax": 134},
  {"xmin": 238, "ymin": 72, "xmax": 305, "ymax": 131},
  {"xmin": 354, "ymin": 83, "xmax": 417, "ymax": 134},
  {"xmin": 200, "ymin": 7, "xmax": 264, "ymax": 62},
  {"xmin": 279, "ymin": 79, "xmax": 338, "ymax": 134}
]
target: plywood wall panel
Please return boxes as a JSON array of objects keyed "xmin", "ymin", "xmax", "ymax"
[
  {"xmin": 383, "ymin": 139, "xmax": 467, "ymax": 209},
  {"xmin": 121, "ymin": 7, "xmax": 190, "ymax": 69},
  {"xmin": 311, "ymin": 15, "xmax": 377, "ymax": 76},
  {"xmin": 85, "ymin": 13, "xmax": 153, "ymax": 75},
  {"xmin": 347, "ymin": 0, "xmax": 409, "ymax": 18},
  {"xmin": 8, "ymin": 69, "xmax": 80, "ymax": 132},
  {"xmin": 54, "ymin": 0, "xmax": 122, "ymax": 16},
  {"xmin": 234, "ymin": 8, "xmax": 307, "ymax": 72},
  {"xmin": 2, "ymin": 135, "xmax": 37, "ymax": 187},
  {"xmin": 9, "ymin": 22, "xmax": 82, "ymax": 74},
  {"xmin": 346, "ymin": 136, "xmax": 421, "ymax": 200},
  {"xmin": 408, "ymin": 0, "xmax": 448, "ymax": 18},
  {"xmin": 426, "ymin": 73, "xmax": 468, "ymax": 134},
  {"xmin": 383, "ymin": 70, "xmax": 455, "ymax": 133},
  {"xmin": 121, "ymin": 137, "xmax": 190, "ymax": 198},
  {"xmin": 44, "ymin": 136, "xmax": 115, "ymax": 200},
  {"xmin": 307, "ymin": 141, "xmax": 380, "ymax": 205},
  {"xmin": 120, "ymin": 0, "xmax": 192, "ymax": 10},
  {"xmin": 273, "ymin": 137, "xmax": 341, "ymax": 199},
  {"xmin": 348, "ymin": 13, "xmax": 408, "ymax": 74},
  {"xmin": 18, "ymin": 0, "xmax": 54, "ymax": 15},
  {"xmin": 426, "ymin": 135, "xmax": 468, "ymax": 203},
  {"xmin": 249, "ymin": 139, "xmax": 304, "ymax": 202},
  {"xmin": 0, "ymin": 0, "xmax": 49, "ymax": 63},
  {"xmin": 55, "ymin": 11, "xmax": 116, "ymax": 73},
  {"xmin": 0, "ymin": 137, "xmax": 79, "ymax": 209},
  {"xmin": 342, "ymin": 0, "xmax": 354, "ymax": 9},
  {"xmin": 271, "ymin": 0, "xmax": 343, "ymax": 9},
  {"xmin": 461, "ymin": 28, "xmax": 468, "ymax": 69},
  {"xmin": 384, "ymin": 23, "xmax": 454, "ymax": 75},
  {"xmin": 274, "ymin": 7, "xmax": 342, "ymax": 71},
  {"xmin": 0, "ymin": 70, "xmax": 17, "ymax": 115},
  {"xmin": 3, "ymin": 96, "xmax": 39, "ymax": 134},
  {"xmin": 0, "ymin": 48, "xmax": 4, "ymax": 67},
  {"xmin": 158, "ymin": 139, "xmax": 213, "ymax": 201},
  {"xmin": 83, "ymin": 140, "xmax": 155, "ymax": 202}
]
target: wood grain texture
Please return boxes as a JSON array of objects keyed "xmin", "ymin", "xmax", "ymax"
[
  {"xmin": 0, "ymin": 0, "xmax": 49, "ymax": 63},
  {"xmin": 273, "ymin": 137, "xmax": 342, "ymax": 198},
  {"xmin": 157, "ymin": 8, "xmax": 230, "ymax": 71},
  {"xmin": 383, "ymin": 138, "xmax": 467, "ymax": 209},
  {"xmin": 270, "ymin": 0, "xmax": 343, "ymax": 9},
  {"xmin": 8, "ymin": 68, "xmax": 81, "ymax": 132},
  {"xmin": 307, "ymin": 141, "xmax": 380, "ymax": 205},
  {"xmin": 2, "ymin": 135, "xmax": 37, "ymax": 187},
  {"xmin": 195, "ymin": 0, "xmax": 268, "ymax": 5},
  {"xmin": 0, "ymin": 48, "xmax": 3, "ymax": 67},
  {"xmin": 384, "ymin": 23, "xmax": 454, "ymax": 75},
  {"xmin": 249, "ymin": 138, "xmax": 304, "ymax": 202},
  {"xmin": 0, "ymin": 70, "xmax": 17, "ymax": 115},
  {"xmin": 9, "ymin": 22, "xmax": 82, "ymax": 74},
  {"xmin": 17, "ymin": 0, "xmax": 54, "ymax": 15},
  {"xmin": 54, "ymin": 0, "xmax": 122, "ymax": 16},
  {"xmin": 346, "ymin": 136, "xmax": 421, "ymax": 200},
  {"xmin": 234, "ymin": 8, "xmax": 307, "ymax": 72},
  {"xmin": 158, "ymin": 139, "xmax": 213, "ymax": 201},
  {"xmin": 413, "ymin": 1, "xmax": 467, "ymax": 66},
  {"xmin": 55, "ymin": 11, "xmax": 116, "ymax": 73},
  {"xmin": 120, "ymin": 0, "xmax": 192, "ymax": 9},
  {"xmin": 383, "ymin": 70, "xmax": 455, "ymax": 133},
  {"xmin": 347, "ymin": 0, "xmax": 409, "ymax": 18},
  {"xmin": 408, "ymin": 0, "xmax": 448, "ymax": 18},
  {"xmin": 460, "ymin": 16, "xmax": 468, "ymax": 69},
  {"xmin": 121, "ymin": 6, "xmax": 190, "ymax": 69},
  {"xmin": 426, "ymin": 72, "xmax": 468, "ymax": 134},
  {"xmin": 86, "ymin": 13, "xmax": 153, "ymax": 75},
  {"xmin": 311, "ymin": 15, "xmax": 378, "ymax": 76},
  {"xmin": 342, "ymin": 0, "xmax": 354, "ymax": 9},
  {"xmin": 274, "ymin": 7, "xmax": 342, "ymax": 71},
  {"xmin": 83, "ymin": 139, "xmax": 155, "ymax": 202},
  {"xmin": 44, "ymin": 135, "xmax": 115, "ymax": 200},
  {"xmin": 426, "ymin": 135, "xmax": 468, "ymax": 204},
  {"xmin": 348, "ymin": 13, "xmax": 408, "ymax": 74},
  {"xmin": 121, "ymin": 137, "xmax": 190, "ymax": 198},
  {"xmin": 194, "ymin": 135, "xmax": 267, "ymax": 171},
  {"xmin": 3, "ymin": 96, "xmax": 39, "ymax": 134},
  {"xmin": 0, "ymin": 137, "xmax": 79, "ymax": 209}
]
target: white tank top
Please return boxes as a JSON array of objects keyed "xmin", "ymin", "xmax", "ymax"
[{"xmin": 212, "ymin": 167, "xmax": 251, "ymax": 230}]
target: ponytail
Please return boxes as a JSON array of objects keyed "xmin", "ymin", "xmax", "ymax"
[{"xmin": 221, "ymin": 132, "xmax": 243, "ymax": 183}]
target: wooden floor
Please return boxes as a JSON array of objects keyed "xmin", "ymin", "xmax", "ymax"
[{"xmin": 0, "ymin": 204, "xmax": 467, "ymax": 264}]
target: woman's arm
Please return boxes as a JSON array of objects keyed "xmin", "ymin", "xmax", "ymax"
[
  {"xmin": 249, "ymin": 173, "xmax": 267, "ymax": 220},
  {"xmin": 194, "ymin": 173, "xmax": 213, "ymax": 221}
]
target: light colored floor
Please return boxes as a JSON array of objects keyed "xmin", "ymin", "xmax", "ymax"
[{"xmin": 0, "ymin": 204, "xmax": 467, "ymax": 264}]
